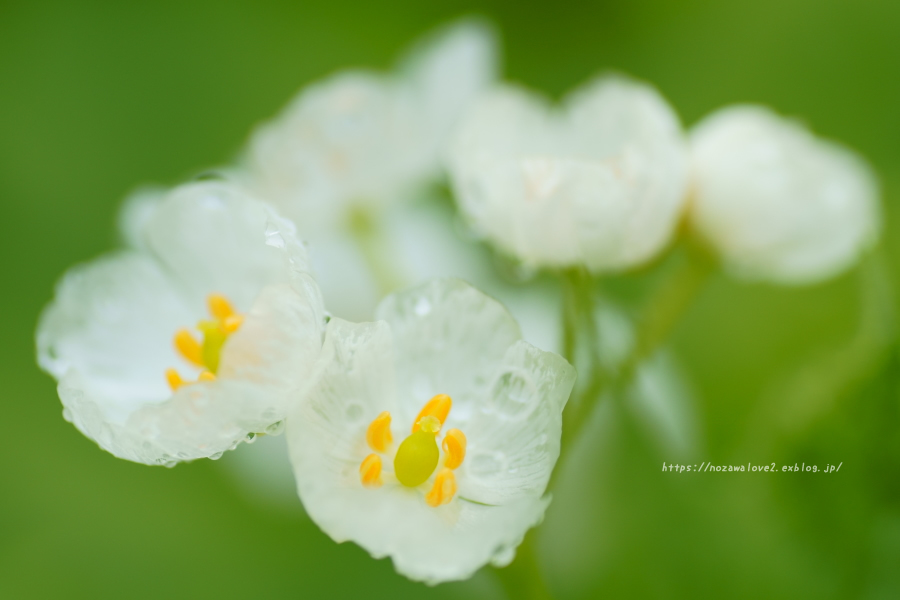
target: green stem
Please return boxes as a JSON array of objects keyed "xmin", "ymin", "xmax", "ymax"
[
  {"xmin": 346, "ymin": 205, "xmax": 405, "ymax": 296},
  {"xmin": 619, "ymin": 244, "xmax": 715, "ymax": 382},
  {"xmin": 557, "ymin": 245, "xmax": 713, "ymax": 458}
]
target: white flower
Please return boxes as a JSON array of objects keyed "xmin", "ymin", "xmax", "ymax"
[
  {"xmin": 36, "ymin": 180, "xmax": 326, "ymax": 466},
  {"xmin": 243, "ymin": 19, "xmax": 498, "ymax": 233},
  {"xmin": 689, "ymin": 105, "xmax": 880, "ymax": 284},
  {"xmin": 446, "ymin": 74, "xmax": 689, "ymax": 272},
  {"xmin": 287, "ymin": 279, "xmax": 576, "ymax": 583}
]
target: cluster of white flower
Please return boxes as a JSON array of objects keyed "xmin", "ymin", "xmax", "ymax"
[{"xmin": 36, "ymin": 18, "xmax": 880, "ymax": 586}]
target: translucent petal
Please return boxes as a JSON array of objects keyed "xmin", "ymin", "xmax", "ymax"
[
  {"xmin": 288, "ymin": 318, "xmax": 398, "ymax": 484},
  {"xmin": 458, "ymin": 341, "xmax": 576, "ymax": 505},
  {"xmin": 143, "ymin": 180, "xmax": 313, "ymax": 313},
  {"xmin": 400, "ymin": 18, "xmax": 499, "ymax": 165},
  {"xmin": 689, "ymin": 105, "xmax": 880, "ymax": 284},
  {"xmin": 374, "ymin": 278, "xmax": 522, "ymax": 429},
  {"xmin": 37, "ymin": 251, "xmax": 194, "ymax": 424}
]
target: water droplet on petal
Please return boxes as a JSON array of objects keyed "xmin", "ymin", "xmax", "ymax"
[
  {"xmin": 488, "ymin": 371, "xmax": 537, "ymax": 420},
  {"xmin": 209, "ymin": 451, "xmax": 224, "ymax": 460},
  {"xmin": 414, "ymin": 297, "xmax": 431, "ymax": 316},
  {"xmin": 265, "ymin": 222, "xmax": 286, "ymax": 249},
  {"xmin": 469, "ymin": 452, "xmax": 506, "ymax": 478},
  {"xmin": 345, "ymin": 403, "xmax": 363, "ymax": 422},
  {"xmin": 265, "ymin": 420, "xmax": 285, "ymax": 436}
]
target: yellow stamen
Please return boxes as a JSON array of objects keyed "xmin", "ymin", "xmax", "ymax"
[
  {"xmin": 425, "ymin": 468, "xmax": 457, "ymax": 507},
  {"xmin": 166, "ymin": 368, "xmax": 185, "ymax": 391},
  {"xmin": 174, "ymin": 329, "xmax": 204, "ymax": 368},
  {"xmin": 411, "ymin": 394, "xmax": 452, "ymax": 433},
  {"xmin": 208, "ymin": 293, "xmax": 236, "ymax": 321},
  {"xmin": 222, "ymin": 314, "xmax": 243, "ymax": 334},
  {"xmin": 394, "ymin": 418, "xmax": 441, "ymax": 487},
  {"xmin": 360, "ymin": 454, "xmax": 383, "ymax": 488},
  {"xmin": 197, "ymin": 320, "xmax": 227, "ymax": 374},
  {"xmin": 442, "ymin": 428, "xmax": 467, "ymax": 470},
  {"xmin": 366, "ymin": 411, "xmax": 393, "ymax": 453},
  {"xmin": 198, "ymin": 371, "xmax": 216, "ymax": 382}
]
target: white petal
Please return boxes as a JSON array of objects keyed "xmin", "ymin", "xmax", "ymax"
[
  {"xmin": 689, "ymin": 105, "xmax": 880, "ymax": 284},
  {"xmin": 290, "ymin": 318, "xmax": 398, "ymax": 466},
  {"xmin": 399, "ymin": 18, "xmax": 499, "ymax": 164},
  {"xmin": 374, "ymin": 278, "xmax": 522, "ymax": 428},
  {"xmin": 143, "ymin": 180, "xmax": 313, "ymax": 313},
  {"xmin": 245, "ymin": 72, "xmax": 425, "ymax": 230},
  {"xmin": 117, "ymin": 185, "xmax": 165, "ymax": 250},
  {"xmin": 288, "ymin": 318, "xmax": 556, "ymax": 584},
  {"xmin": 37, "ymin": 251, "xmax": 194, "ymax": 424},
  {"xmin": 447, "ymin": 75, "xmax": 689, "ymax": 272},
  {"xmin": 459, "ymin": 340, "xmax": 576, "ymax": 505}
]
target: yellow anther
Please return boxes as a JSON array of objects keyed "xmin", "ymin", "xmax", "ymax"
[
  {"xmin": 412, "ymin": 394, "xmax": 452, "ymax": 433},
  {"xmin": 360, "ymin": 454, "xmax": 383, "ymax": 488},
  {"xmin": 208, "ymin": 293, "xmax": 236, "ymax": 321},
  {"xmin": 166, "ymin": 368, "xmax": 185, "ymax": 392},
  {"xmin": 174, "ymin": 329, "xmax": 204, "ymax": 368},
  {"xmin": 222, "ymin": 314, "xmax": 243, "ymax": 334},
  {"xmin": 166, "ymin": 293, "xmax": 243, "ymax": 385},
  {"xmin": 442, "ymin": 428, "xmax": 467, "ymax": 470},
  {"xmin": 366, "ymin": 411, "xmax": 393, "ymax": 453},
  {"xmin": 425, "ymin": 468, "xmax": 457, "ymax": 507}
]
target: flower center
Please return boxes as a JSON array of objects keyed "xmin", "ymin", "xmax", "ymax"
[
  {"xmin": 394, "ymin": 416, "xmax": 441, "ymax": 487},
  {"xmin": 165, "ymin": 293, "xmax": 244, "ymax": 391},
  {"xmin": 358, "ymin": 394, "xmax": 467, "ymax": 507}
]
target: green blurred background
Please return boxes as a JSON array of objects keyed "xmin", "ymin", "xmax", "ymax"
[{"xmin": 3, "ymin": 0, "xmax": 900, "ymax": 598}]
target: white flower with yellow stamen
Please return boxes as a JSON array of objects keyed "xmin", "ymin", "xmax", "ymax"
[
  {"xmin": 287, "ymin": 279, "xmax": 576, "ymax": 583},
  {"xmin": 36, "ymin": 180, "xmax": 326, "ymax": 466},
  {"xmin": 689, "ymin": 105, "xmax": 880, "ymax": 284},
  {"xmin": 446, "ymin": 73, "xmax": 689, "ymax": 273}
]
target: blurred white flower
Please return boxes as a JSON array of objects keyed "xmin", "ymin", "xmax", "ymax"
[
  {"xmin": 287, "ymin": 279, "xmax": 575, "ymax": 583},
  {"xmin": 689, "ymin": 105, "xmax": 880, "ymax": 284},
  {"xmin": 36, "ymin": 180, "xmax": 326, "ymax": 466},
  {"xmin": 244, "ymin": 19, "xmax": 497, "ymax": 233},
  {"xmin": 241, "ymin": 19, "xmax": 498, "ymax": 321},
  {"xmin": 446, "ymin": 74, "xmax": 689, "ymax": 272}
]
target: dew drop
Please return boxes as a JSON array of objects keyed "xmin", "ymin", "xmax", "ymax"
[
  {"xmin": 469, "ymin": 452, "xmax": 506, "ymax": 478},
  {"xmin": 345, "ymin": 403, "xmax": 363, "ymax": 422},
  {"xmin": 265, "ymin": 420, "xmax": 285, "ymax": 436},
  {"xmin": 209, "ymin": 451, "xmax": 224, "ymax": 460},
  {"xmin": 61, "ymin": 408, "xmax": 72, "ymax": 422},
  {"xmin": 414, "ymin": 297, "xmax": 431, "ymax": 316},
  {"xmin": 488, "ymin": 371, "xmax": 537, "ymax": 420},
  {"xmin": 265, "ymin": 222, "xmax": 286, "ymax": 249},
  {"xmin": 200, "ymin": 194, "xmax": 225, "ymax": 209},
  {"xmin": 245, "ymin": 432, "xmax": 257, "ymax": 444}
]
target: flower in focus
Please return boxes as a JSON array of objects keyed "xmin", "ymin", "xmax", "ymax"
[
  {"xmin": 689, "ymin": 105, "xmax": 880, "ymax": 284},
  {"xmin": 446, "ymin": 74, "xmax": 689, "ymax": 273},
  {"xmin": 241, "ymin": 19, "xmax": 498, "ymax": 320},
  {"xmin": 287, "ymin": 279, "xmax": 575, "ymax": 583},
  {"xmin": 36, "ymin": 180, "xmax": 326, "ymax": 466}
]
